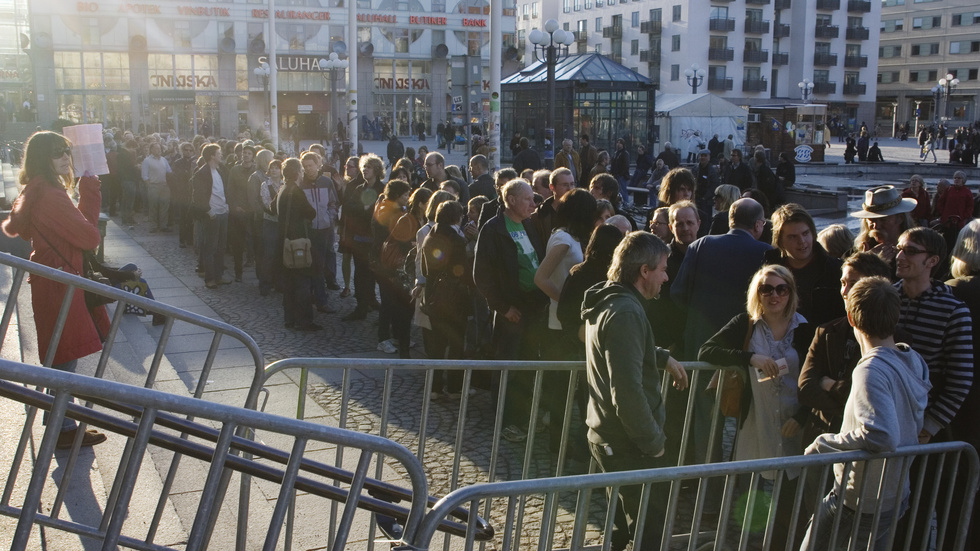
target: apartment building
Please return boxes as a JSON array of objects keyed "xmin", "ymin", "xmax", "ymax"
[
  {"xmin": 517, "ymin": 0, "xmax": 878, "ymax": 129},
  {"xmin": 878, "ymin": 0, "xmax": 980, "ymax": 135}
]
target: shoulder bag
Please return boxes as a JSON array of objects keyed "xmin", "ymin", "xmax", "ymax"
[
  {"xmin": 713, "ymin": 319, "xmax": 755, "ymax": 418},
  {"xmin": 281, "ymin": 188, "xmax": 312, "ymax": 269}
]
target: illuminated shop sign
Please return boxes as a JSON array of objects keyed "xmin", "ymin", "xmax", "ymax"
[
  {"xmin": 357, "ymin": 14, "xmax": 396, "ymax": 23},
  {"xmin": 149, "ymin": 74, "xmax": 217, "ymax": 88},
  {"xmin": 374, "ymin": 77, "xmax": 431, "ymax": 90},
  {"xmin": 257, "ymin": 55, "xmax": 340, "ymax": 72},
  {"xmin": 251, "ymin": 9, "xmax": 330, "ymax": 20}
]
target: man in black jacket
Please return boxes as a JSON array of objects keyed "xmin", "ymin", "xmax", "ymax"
[
  {"xmin": 512, "ymin": 137, "xmax": 542, "ymax": 173},
  {"xmin": 191, "ymin": 144, "xmax": 232, "ymax": 288},
  {"xmin": 386, "ymin": 135, "xmax": 404, "ymax": 167},
  {"xmin": 468, "ymin": 154, "xmax": 495, "ymax": 200}
]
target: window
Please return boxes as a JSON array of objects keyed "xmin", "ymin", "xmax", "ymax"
[
  {"xmin": 574, "ymin": 0, "xmax": 582, "ymax": 11},
  {"xmin": 813, "ymin": 70, "xmax": 830, "ymax": 83},
  {"xmin": 671, "ymin": 35, "xmax": 681, "ymax": 51},
  {"xmin": 596, "ymin": 17, "xmax": 602, "ymax": 32},
  {"xmin": 970, "ymin": 68, "xmax": 979, "ymax": 80},
  {"xmin": 595, "ymin": 44, "xmax": 602, "ymax": 54},
  {"xmin": 881, "ymin": 19, "xmax": 904, "ymax": 32},
  {"xmin": 533, "ymin": 2, "xmax": 539, "ymax": 16},
  {"xmin": 877, "ymin": 71, "xmax": 901, "ymax": 84},
  {"xmin": 746, "ymin": 9, "xmax": 763, "ymax": 23},
  {"xmin": 631, "ymin": 39, "xmax": 639, "ymax": 55},
  {"xmin": 523, "ymin": 4, "xmax": 530, "ymax": 18},
  {"xmin": 578, "ymin": 19, "xmax": 587, "ymax": 32},
  {"xmin": 910, "ymin": 43, "xmax": 939, "ymax": 56},
  {"xmin": 709, "ymin": 35, "xmax": 728, "ymax": 49},
  {"xmin": 745, "ymin": 38, "xmax": 762, "ymax": 52},
  {"xmin": 632, "ymin": 11, "xmax": 639, "ymax": 27},
  {"xmin": 596, "ymin": 0, "xmax": 603, "ymax": 6},
  {"xmin": 948, "ymin": 68, "xmax": 969, "ymax": 80},
  {"xmin": 912, "ymin": 16, "xmax": 941, "ymax": 29},
  {"xmin": 909, "ymin": 70, "xmax": 938, "ymax": 82},
  {"xmin": 879, "ymin": 45, "xmax": 902, "ymax": 57},
  {"xmin": 881, "ymin": 0, "xmax": 904, "ymax": 5},
  {"xmin": 564, "ymin": 22, "xmax": 570, "ymax": 30},
  {"xmin": 564, "ymin": 0, "xmax": 571, "ymax": 13},
  {"xmin": 815, "ymin": 42, "xmax": 831, "ymax": 55},
  {"xmin": 711, "ymin": 7, "xmax": 728, "ymax": 19},
  {"xmin": 672, "ymin": 5, "xmax": 681, "ymax": 21},
  {"xmin": 950, "ymin": 41, "xmax": 980, "ymax": 54},
  {"xmin": 671, "ymin": 64, "xmax": 680, "ymax": 80},
  {"xmin": 585, "ymin": 0, "xmax": 592, "ymax": 7},
  {"xmin": 845, "ymin": 44, "xmax": 861, "ymax": 56},
  {"xmin": 847, "ymin": 16, "xmax": 862, "ymax": 28},
  {"xmin": 952, "ymin": 12, "xmax": 980, "ymax": 26},
  {"xmin": 744, "ymin": 67, "xmax": 761, "ymax": 80},
  {"xmin": 816, "ymin": 14, "xmax": 832, "ymax": 27},
  {"xmin": 709, "ymin": 66, "xmax": 726, "ymax": 79},
  {"xmin": 650, "ymin": 8, "xmax": 662, "ymax": 22},
  {"xmin": 913, "ymin": 0, "xmax": 938, "ymax": 4},
  {"xmin": 844, "ymin": 71, "xmax": 859, "ymax": 85}
]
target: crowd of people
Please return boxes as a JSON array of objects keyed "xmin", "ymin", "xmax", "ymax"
[{"xmin": 5, "ymin": 124, "xmax": 980, "ymax": 550}]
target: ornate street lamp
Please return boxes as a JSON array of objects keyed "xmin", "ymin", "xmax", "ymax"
[
  {"xmin": 930, "ymin": 84, "xmax": 942, "ymax": 126},
  {"xmin": 319, "ymin": 52, "xmax": 349, "ymax": 140},
  {"xmin": 528, "ymin": 18, "xmax": 574, "ymax": 169},
  {"xmin": 254, "ymin": 62, "xmax": 272, "ymax": 133},
  {"xmin": 798, "ymin": 78, "xmax": 814, "ymax": 104},
  {"xmin": 938, "ymin": 73, "xmax": 960, "ymax": 124},
  {"xmin": 685, "ymin": 64, "xmax": 705, "ymax": 94}
]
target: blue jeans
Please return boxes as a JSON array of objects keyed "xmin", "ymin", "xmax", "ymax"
[
  {"xmin": 46, "ymin": 359, "xmax": 78, "ymax": 431},
  {"xmin": 617, "ymin": 176, "xmax": 631, "ymax": 206},
  {"xmin": 200, "ymin": 213, "xmax": 228, "ymax": 282},
  {"xmin": 310, "ymin": 225, "xmax": 337, "ymax": 306},
  {"xmin": 801, "ymin": 489, "xmax": 903, "ymax": 551}
]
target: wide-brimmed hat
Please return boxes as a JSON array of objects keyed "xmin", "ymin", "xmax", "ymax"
[{"xmin": 851, "ymin": 185, "xmax": 917, "ymax": 218}]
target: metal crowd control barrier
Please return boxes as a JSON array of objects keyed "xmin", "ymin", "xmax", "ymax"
[
  {"xmin": 403, "ymin": 442, "xmax": 979, "ymax": 551},
  {"xmin": 0, "ymin": 357, "xmax": 460, "ymax": 550},
  {"xmin": 261, "ymin": 358, "xmax": 740, "ymax": 550},
  {"xmin": 0, "ymin": 251, "xmax": 267, "ymax": 549}
]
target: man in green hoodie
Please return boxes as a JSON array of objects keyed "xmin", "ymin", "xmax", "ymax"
[{"xmin": 582, "ymin": 231, "xmax": 688, "ymax": 551}]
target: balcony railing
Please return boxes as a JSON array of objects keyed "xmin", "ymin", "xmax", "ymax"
[
  {"xmin": 843, "ymin": 82, "xmax": 867, "ymax": 95},
  {"xmin": 743, "ymin": 49, "xmax": 769, "ymax": 63},
  {"xmin": 608, "ymin": 53, "xmax": 623, "ymax": 64},
  {"xmin": 602, "ymin": 25, "xmax": 623, "ymax": 39},
  {"xmin": 708, "ymin": 47, "xmax": 735, "ymax": 61},
  {"xmin": 772, "ymin": 52, "xmax": 789, "ymax": 65},
  {"xmin": 573, "ymin": 30, "xmax": 588, "ymax": 43},
  {"xmin": 774, "ymin": 0, "xmax": 791, "ymax": 9},
  {"xmin": 815, "ymin": 25, "xmax": 839, "ymax": 39},
  {"xmin": 745, "ymin": 20, "xmax": 770, "ymax": 34},
  {"xmin": 816, "ymin": 0, "xmax": 840, "ymax": 9},
  {"xmin": 708, "ymin": 77, "xmax": 734, "ymax": 91},
  {"xmin": 709, "ymin": 18, "xmax": 736, "ymax": 32},
  {"xmin": 814, "ymin": 53, "xmax": 838, "ymax": 66},
  {"xmin": 640, "ymin": 49, "xmax": 661, "ymax": 63},
  {"xmin": 742, "ymin": 78, "xmax": 768, "ymax": 92},
  {"xmin": 846, "ymin": 26, "xmax": 870, "ymax": 40},
  {"xmin": 813, "ymin": 81, "xmax": 836, "ymax": 94},
  {"xmin": 774, "ymin": 24, "xmax": 790, "ymax": 38},
  {"xmin": 640, "ymin": 20, "xmax": 662, "ymax": 34},
  {"xmin": 844, "ymin": 55, "xmax": 868, "ymax": 68},
  {"xmin": 746, "ymin": 0, "xmax": 770, "ymax": 4},
  {"xmin": 711, "ymin": 0, "xmax": 736, "ymax": 3},
  {"xmin": 848, "ymin": 0, "xmax": 871, "ymax": 12}
]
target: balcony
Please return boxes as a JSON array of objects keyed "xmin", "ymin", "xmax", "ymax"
[
  {"xmin": 641, "ymin": 20, "xmax": 662, "ymax": 35},
  {"xmin": 843, "ymin": 82, "xmax": 867, "ymax": 95},
  {"xmin": 640, "ymin": 49, "xmax": 661, "ymax": 63},
  {"xmin": 708, "ymin": 47, "xmax": 735, "ymax": 61},
  {"xmin": 774, "ymin": 0, "xmax": 791, "ymax": 9},
  {"xmin": 846, "ymin": 26, "xmax": 870, "ymax": 40},
  {"xmin": 744, "ymin": 20, "xmax": 770, "ymax": 34},
  {"xmin": 746, "ymin": 0, "xmax": 770, "ymax": 4},
  {"xmin": 814, "ymin": 53, "xmax": 838, "ymax": 66},
  {"xmin": 772, "ymin": 52, "xmax": 789, "ymax": 65},
  {"xmin": 709, "ymin": 18, "xmax": 736, "ymax": 32},
  {"xmin": 743, "ymin": 49, "xmax": 769, "ymax": 63},
  {"xmin": 816, "ymin": 0, "xmax": 840, "ymax": 9},
  {"xmin": 773, "ymin": 24, "xmax": 790, "ymax": 39},
  {"xmin": 708, "ymin": 77, "xmax": 734, "ymax": 91},
  {"xmin": 573, "ymin": 30, "xmax": 588, "ymax": 44},
  {"xmin": 848, "ymin": 0, "xmax": 871, "ymax": 12},
  {"xmin": 742, "ymin": 78, "xmax": 768, "ymax": 92},
  {"xmin": 602, "ymin": 25, "xmax": 623, "ymax": 39},
  {"xmin": 813, "ymin": 81, "xmax": 836, "ymax": 94},
  {"xmin": 608, "ymin": 53, "xmax": 623, "ymax": 64},
  {"xmin": 815, "ymin": 25, "xmax": 839, "ymax": 39},
  {"xmin": 844, "ymin": 55, "xmax": 868, "ymax": 68}
]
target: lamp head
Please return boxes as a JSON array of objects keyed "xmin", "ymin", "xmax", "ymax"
[
  {"xmin": 545, "ymin": 18, "xmax": 560, "ymax": 33},
  {"xmin": 529, "ymin": 28, "xmax": 545, "ymax": 46},
  {"xmin": 552, "ymin": 29, "xmax": 568, "ymax": 45}
]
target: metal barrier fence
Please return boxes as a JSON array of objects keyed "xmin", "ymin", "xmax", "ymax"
[
  {"xmin": 261, "ymin": 358, "xmax": 740, "ymax": 549},
  {"xmin": 404, "ymin": 442, "xmax": 979, "ymax": 551},
  {"xmin": 0, "ymin": 357, "xmax": 446, "ymax": 550},
  {"xmin": 0, "ymin": 251, "xmax": 267, "ymax": 549}
]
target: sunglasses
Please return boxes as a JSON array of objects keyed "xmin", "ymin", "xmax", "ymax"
[
  {"xmin": 758, "ymin": 283, "xmax": 791, "ymax": 297},
  {"xmin": 51, "ymin": 147, "xmax": 72, "ymax": 159}
]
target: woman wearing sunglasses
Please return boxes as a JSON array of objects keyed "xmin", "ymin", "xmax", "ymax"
[
  {"xmin": 2, "ymin": 131, "xmax": 110, "ymax": 449},
  {"xmin": 698, "ymin": 264, "xmax": 814, "ymax": 549}
]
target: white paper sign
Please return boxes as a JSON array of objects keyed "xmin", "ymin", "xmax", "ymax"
[{"xmin": 62, "ymin": 124, "xmax": 109, "ymax": 176}]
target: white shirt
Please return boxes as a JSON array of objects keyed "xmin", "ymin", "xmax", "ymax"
[
  {"xmin": 209, "ymin": 167, "xmax": 229, "ymax": 216},
  {"xmin": 141, "ymin": 155, "xmax": 171, "ymax": 185}
]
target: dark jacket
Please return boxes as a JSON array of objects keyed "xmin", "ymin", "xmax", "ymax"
[
  {"xmin": 946, "ymin": 275, "xmax": 980, "ymax": 450},
  {"xmin": 473, "ymin": 213, "xmax": 547, "ymax": 316},
  {"xmin": 512, "ymin": 147, "xmax": 542, "ymax": 172},
  {"xmin": 727, "ymin": 162, "xmax": 753, "ymax": 192},
  {"xmin": 530, "ymin": 195, "xmax": 557, "ymax": 245},
  {"xmin": 610, "ymin": 147, "xmax": 630, "ymax": 180},
  {"xmin": 469, "ymin": 173, "xmax": 495, "ymax": 201},
  {"xmin": 775, "ymin": 159, "xmax": 795, "ymax": 188},
  {"xmin": 656, "ymin": 149, "xmax": 680, "ymax": 169},
  {"xmin": 422, "ymin": 222, "xmax": 472, "ymax": 322},
  {"xmin": 386, "ymin": 137, "xmax": 405, "ymax": 162},
  {"xmin": 763, "ymin": 244, "xmax": 845, "ymax": 327},
  {"xmin": 191, "ymin": 163, "xmax": 230, "ymax": 216},
  {"xmin": 276, "ymin": 183, "xmax": 315, "ymax": 240}
]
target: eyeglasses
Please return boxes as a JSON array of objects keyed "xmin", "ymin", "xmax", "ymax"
[
  {"xmin": 758, "ymin": 284, "xmax": 791, "ymax": 297},
  {"xmin": 51, "ymin": 147, "xmax": 72, "ymax": 159},
  {"xmin": 897, "ymin": 244, "xmax": 929, "ymax": 256},
  {"xmin": 650, "ymin": 221, "xmax": 667, "ymax": 227}
]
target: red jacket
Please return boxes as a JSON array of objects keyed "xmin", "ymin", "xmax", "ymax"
[
  {"xmin": 2, "ymin": 175, "xmax": 109, "ymax": 365},
  {"xmin": 936, "ymin": 184, "xmax": 975, "ymax": 229}
]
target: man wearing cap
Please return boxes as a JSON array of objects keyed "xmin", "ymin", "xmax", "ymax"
[
  {"xmin": 691, "ymin": 149, "xmax": 719, "ymax": 215},
  {"xmin": 852, "ymin": 185, "xmax": 918, "ymax": 271}
]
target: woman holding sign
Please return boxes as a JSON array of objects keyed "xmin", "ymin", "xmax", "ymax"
[{"xmin": 2, "ymin": 131, "xmax": 110, "ymax": 449}]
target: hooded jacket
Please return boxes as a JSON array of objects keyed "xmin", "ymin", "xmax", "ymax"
[
  {"xmin": 581, "ymin": 281, "xmax": 671, "ymax": 457},
  {"xmin": 2, "ymin": 175, "xmax": 110, "ymax": 365},
  {"xmin": 805, "ymin": 344, "xmax": 931, "ymax": 513}
]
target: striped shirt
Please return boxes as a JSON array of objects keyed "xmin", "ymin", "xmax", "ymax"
[{"xmin": 895, "ymin": 280, "xmax": 974, "ymax": 435}]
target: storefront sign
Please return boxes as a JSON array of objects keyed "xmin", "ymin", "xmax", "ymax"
[
  {"xmin": 118, "ymin": 3, "xmax": 160, "ymax": 14},
  {"xmin": 149, "ymin": 90, "xmax": 196, "ymax": 104},
  {"xmin": 409, "ymin": 16, "xmax": 446, "ymax": 25},
  {"xmin": 462, "ymin": 18, "xmax": 487, "ymax": 27},
  {"xmin": 178, "ymin": 6, "xmax": 230, "ymax": 16},
  {"xmin": 298, "ymin": 105, "xmax": 313, "ymax": 114},
  {"xmin": 257, "ymin": 55, "xmax": 338, "ymax": 72},
  {"xmin": 357, "ymin": 14, "xmax": 396, "ymax": 23},
  {"xmin": 374, "ymin": 77, "xmax": 430, "ymax": 90},
  {"xmin": 0, "ymin": 69, "xmax": 19, "ymax": 80},
  {"xmin": 252, "ymin": 9, "xmax": 329, "ymax": 20},
  {"xmin": 150, "ymin": 74, "xmax": 217, "ymax": 88}
]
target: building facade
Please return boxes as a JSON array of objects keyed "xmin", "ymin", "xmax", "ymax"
[
  {"xmin": 877, "ymin": 0, "xmax": 980, "ymax": 137},
  {"xmin": 516, "ymin": 0, "xmax": 879, "ymax": 135},
  {"xmin": 0, "ymin": 0, "xmax": 32, "ymax": 127},
  {"xmin": 23, "ymin": 0, "xmax": 516, "ymax": 140}
]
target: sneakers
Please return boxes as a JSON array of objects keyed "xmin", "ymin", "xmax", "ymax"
[
  {"xmin": 57, "ymin": 427, "xmax": 107, "ymax": 449},
  {"xmin": 502, "ymin": 425, "xmax": 528, "ymax": 443},
  {"xmin": 376, "ymin": 339, "xmax": 398, "ymax": 354}
]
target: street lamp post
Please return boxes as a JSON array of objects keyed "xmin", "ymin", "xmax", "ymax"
[
  {"xmin": 938, "ymin": 73, "xmax": 960, "ymax": 124},
  {"xmin": 254, "ymin": 62, "xmax": 271, "ymax": 136},
  {"xmin": 528, "ymin": 18, "xmax": 573, "ymax": 169},
  {"xmin": 930, "ymin": 85, "xmax": 942, "ymax": 126},
  {"xmin": 914, "ymin": 100, "xmax": 922, "ymax": 138},
  {"xmin": 684, "ymin": 64, "xmax": 705, "ymax": 94},
  {"xmin": 319, "ymin": 52, "xmax": 349, "ymax": 143},
  {"xmin": 798, "ymin": 78, "xmax": 814, "ymax": 104}
]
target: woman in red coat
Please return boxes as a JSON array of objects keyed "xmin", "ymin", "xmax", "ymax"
[{"xmin": 2, "ymin": 131, "xmax": 109, "ymax": 448}]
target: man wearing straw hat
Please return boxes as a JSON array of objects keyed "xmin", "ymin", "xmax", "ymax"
[{"xmin": 851, "ymin": 185, "xmax": 917, "ymax": 270}]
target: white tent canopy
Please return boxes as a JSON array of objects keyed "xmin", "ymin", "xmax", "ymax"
[{"xmin": 654, "ymin": 93, "xmax": 748, "ymax": 158}]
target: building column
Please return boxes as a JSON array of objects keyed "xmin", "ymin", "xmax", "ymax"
[
  {"xmin": 218, "ymin": 52, "xmax": 238, "ymax": 138},
  {"xmin": 431, "ymin": 59, "xmax": 448, "ymax": 136}
]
